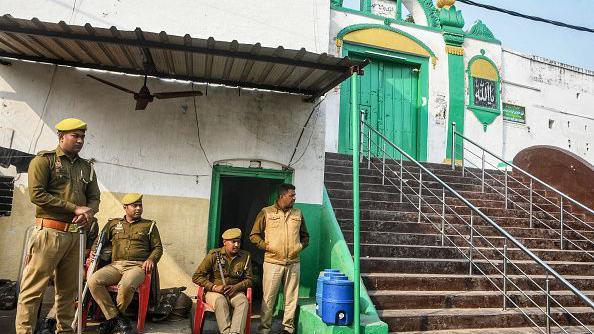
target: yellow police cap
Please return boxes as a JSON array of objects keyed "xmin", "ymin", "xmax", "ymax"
[
  {"xmin": 122, "ymin": 193, "xmax": 143, "ymax": 205},
  {"xmin": 55, "ymin": 118, "xmax": 87, "ymax": 132},
  {"xmin": 222, "ymin": 228, "xmax": 242, "ymax": 240}
]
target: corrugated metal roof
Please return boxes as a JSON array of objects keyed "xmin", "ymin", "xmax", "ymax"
[{"xmin": 0, "ymin": 15, "xmax": 368, "ymax": 100}]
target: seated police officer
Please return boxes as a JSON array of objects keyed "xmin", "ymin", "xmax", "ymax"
[
  {"xmin": 88, "ymin": 193, "xmax": 163, "ymax": 334},
  {"xmin": 193, "ymin": 228, "xmax": 253, "ymax": 334}
]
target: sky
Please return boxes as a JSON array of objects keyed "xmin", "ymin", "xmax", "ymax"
[{"xmin": 342, "ymin": 0, "xmax": 594, "ymax": 71}]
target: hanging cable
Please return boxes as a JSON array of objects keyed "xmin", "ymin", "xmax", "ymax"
[
  {"xmin": 28, "ymin": 64, "xmax": 58, "ymax": 154},
  {"xmin": 457, "ymin": 0, "xmax": 594, "ymax": 33},
  {"xmin": 288, "ymin": 99, "xmax": 324, "ymax": 167},
  {"xmin": 191, "ymin": 82, "xmax": 212, "ymax": 167}
]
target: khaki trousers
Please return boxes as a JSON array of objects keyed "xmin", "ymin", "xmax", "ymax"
[
  {"xmin": 16, "ymin": 226, "xmax": 80, "ymax": 334},
  {"xmin": 259, "ymin": 262, "xmax": 300, "ymax": 334},
  {"xmin": 88, "ymin": 261, "xmax": 145, "ymax": 320},
  {"xmin": 205, "ymin": 292, "xmax": 249, "ymax": 334}
]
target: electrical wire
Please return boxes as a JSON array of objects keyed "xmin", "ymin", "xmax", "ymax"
[
  {"xmin": 28, "ymin": 64, "xmax": 58, "ymax": 154},
  {"xmin": 191, "ymin": 82, "xmax": 212, "ymax": 167},
  {"xmin": 93, "ymin": 159, "xmax": 207, "ymax": 177},
  {"xmin": 289, "ymin": 101, "xmax": 323, "ymax": 167},
  {"xmin": 457, "ymin": 0, "xmax": 594, "ymax": 33}
]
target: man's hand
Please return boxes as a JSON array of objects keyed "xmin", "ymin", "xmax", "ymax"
[
  {"xmin": 142, "ymin": 259, "xmax": 154, "ymax": 274},
  {"xmin": 224, "ymin": 284, "xmax": 241, "ymax": 297},
  {"xmin": 74, "ymin": 206, "xmax": 94, "ymax": 226},
  {"xmin": 212, "ymin": 284, "xmax": 225, "ymax": 294}
]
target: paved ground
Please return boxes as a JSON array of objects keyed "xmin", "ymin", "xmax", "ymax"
[{"xmin": 0, "ymin": 287, "xmax": 284, "ymax": 333}]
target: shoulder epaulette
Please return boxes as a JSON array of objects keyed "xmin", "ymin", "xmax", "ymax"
[{"xmin": 36, "ymin": 150, "xmax": 53, "ymax": 156}]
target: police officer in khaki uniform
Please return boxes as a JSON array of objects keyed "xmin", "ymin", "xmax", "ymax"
[
  {"xmin": 250, "ymin": 183, "xmax": 309, "ymax": 334},
  {"xmin": 16, "ymin": 118, "xmax": 101, "ymax": 334},
  {"xmin": 193, "ymin": 228, "xmax": 253, "ymax": 334},
  {"xmin": 88, "ymin": 193, "xmax": 163, "ymax": 334}
]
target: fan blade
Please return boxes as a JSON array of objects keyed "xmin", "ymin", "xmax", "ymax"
[
  {"xmin": 153, "ymin": 90, "xmax": 203, "ymax": 99},
  {"xmin": 135, "ymin": 99, "xmax": 150, "ymax": 110},
  {"xmin": 87, "ymin": 74, "xmax": 136, "ymax": 94}
]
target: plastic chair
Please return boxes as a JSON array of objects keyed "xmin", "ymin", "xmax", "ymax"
[
  {"xmin": 82, "ymin": 262, "xmax": 153, "ymax": 334},
  {"xmin": 193, "ymin": 286, "xmax": 252, "ymax": 334}
]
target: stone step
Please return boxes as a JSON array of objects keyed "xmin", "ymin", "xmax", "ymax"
[
  {"xmin": 360, "ymin": 257, "xmax": 594, "ymax": 276},
  {"xmin": 338, "ymin": 220, "xmax": 594, "ymax": 241},
  {"xmin": 394, "ymin": 326, "xmax": 594, "ymax": 334},
  {"xmin": 362, "ymin": 273, "xmax": 594, "ymax": 291},
  {"xmin": 334, "ymin": 209, "xmax": 593, "ymax": 232},
  {"xmin": 379, "ymin": 306, "xmax": 594, "ymax": 332},
  {"xmin": 350, "ymin": 244, "xmax": 594, "ymax": 263},
  {"xmin": 369, "ymin": 290, "xmax": 594, "ymax": 310},
  {"xmin": 342, "ymin": 231, "xmax": 594, "ymax": 251}
]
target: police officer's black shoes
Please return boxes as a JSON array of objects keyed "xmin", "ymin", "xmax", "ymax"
[
  {"xmin": 98, "ymin": 313, "xmax": 135, "ymax": 334},
  {"xmin": 35, "ymin": 317, "xmax": 56, "ymax": 334},
  {"xmin": 114, "ymin": 314, "xmax": 135, "ymax": 334}
]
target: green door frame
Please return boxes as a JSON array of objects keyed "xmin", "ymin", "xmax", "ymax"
[
  {"xmin": 339, "ymin": 42, "xmax": 429, "ymax": 161},
  {"xmin": 206, "ymin": 165, "xmax": 293, "ymax": 250}
]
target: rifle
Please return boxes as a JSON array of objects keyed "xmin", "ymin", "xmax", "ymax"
[{"xmin": 71, "ymin": 231, "xmax": 106, "ymax": 331}]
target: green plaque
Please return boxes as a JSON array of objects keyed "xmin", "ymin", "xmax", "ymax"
[{"xmin": 503, "ymin": 103, "xmax": 525, "ymax": 124}]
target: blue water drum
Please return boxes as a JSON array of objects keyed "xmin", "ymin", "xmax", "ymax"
[
  {"xmin": 316, "ymin": 271, "xmax": 347, "ymax": 316},
  {"xmin": 321, "ymin": 278, "xmax": 354, "ymax": 326}
]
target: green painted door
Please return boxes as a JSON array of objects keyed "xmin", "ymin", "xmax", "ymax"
[{"xmin": 339, "ymin": 57, "xmax": 420, "ymax": 160}]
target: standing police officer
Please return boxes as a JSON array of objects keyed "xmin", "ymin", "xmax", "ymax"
[
  {"xmin": 250, "ymin": 184, "xmax": 309, "ymax": 334},
  {"xmin": 16, "ymin": 118, "xmax": 100, "ymax": 334}
]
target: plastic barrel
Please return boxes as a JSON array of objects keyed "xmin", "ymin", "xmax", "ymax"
[
  {"xmin": 316, "ymin": 271, "xmax": 347, "ymax": 316},
  {"xmin": 321, "ymin": 278, "xmax": 354, "ymax": 326}
]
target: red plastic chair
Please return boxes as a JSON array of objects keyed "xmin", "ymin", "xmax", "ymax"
[
  {"xmin": 82, "ymin": 261, "xmax": 153, "ymax": 334},
  {"xmin": 193, "ymin": 286, "xmax": 252, "ymax": 334}
]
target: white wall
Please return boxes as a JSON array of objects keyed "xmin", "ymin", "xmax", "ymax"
[
  {"xmin": 500, "ymin": 49, "xmax": 594, "ymax": 164},
  {"xmin": 0, "ymin": 0, "xmax": 330, "ymax": 53},
  {"xmin": 325, "ymin": 9, "xmax": 450, "ymax": 164},
  {"xmin": 0, "ymin": 60, "xmax": 325, "ymax": 204}
]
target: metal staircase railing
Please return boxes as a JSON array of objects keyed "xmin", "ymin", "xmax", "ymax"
[
  {"xmin": 361, "ymin": 119, "xmax": 594, "ymax": 334},
  {"xmin": 451, "ymin": 123, "xmax": 594, "ymax": 261}
]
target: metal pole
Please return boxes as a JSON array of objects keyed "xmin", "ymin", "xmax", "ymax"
[
  {"xmin": 546, "ymin": 274, "xmax": 551, "ymax": 334},
  {"xmin": 367, "ymin": 127, "xmax": 371, "ymax": 170},
  {"xmin": 399, "ymin": 154, "xmax": 403, "ymax": 203},
  {"xmin": 418, "ymin": 170, "xmax": 422, "ymax": 223},
  {"xmin": 504, "ymin": 170, "xmax": 508, "ymax": 210},
  {"xmin": 481, "ymin": 150, "xmax": 485, "ymax": 193},
  {"xmin": 461, "ymin": 151, "xmax": 465, "ymax": 177},
  {"xmin": 76, "ymin": 229, "xmax": 86, "ymax": 334},
  {"xmin": 469, "ymin": 212, "xmax": 474, "ymax": 275},
  {"xmin": 559, "ymin": 197, "xmax": 565, "ymax": 249},
  {"xmin": 529, "ymin": 179, "xmax": 533, "ymax": 228},
  {"xmin": 451, "ymin": 122, "xmax": 456, "ymax": 170},
  {"xmin": 382, "ymin": 143, "xmax": 386, "ymax": 186},
  {"xmin": 350, "ymin": 72, "xmax": 361, "ymax": 334},
  {"xmin": 503, "ymin": 240, "xmax": 508, "ymax": 310},
  {"xmin": 441, "ymin": 188, "xmax": 446, "ymax": 246},
  {"xmin": 359, "ymin": 111, "xmax": 364, "ymax": 164}
]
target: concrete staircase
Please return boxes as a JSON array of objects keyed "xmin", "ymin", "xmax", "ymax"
[{"xmin": 324, "ymin": 152, "xmax": 594, "ymax": 333}]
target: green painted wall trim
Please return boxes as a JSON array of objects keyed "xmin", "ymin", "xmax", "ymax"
[
  {"xmin": 438, "ymin": 5, "xmax": 465, "ymax": 47},
  {"xmin": 466, "ymin": 20, "xmax": 501, "ymax": 44},
  {"xmin": 319, "ymin": 188, "xmax": 378, "ymax": 316},
  {"xmin": 336, "ymin": 23, "xmax": 436, "ymax": 57},
  {"xmin": 466, "ymin": 53, "xmax": 502, "ymax": 130},
  {"xmin": 206, "ymin": 165, "xmax": 293, "ymax": 250},
  {"xmin": 332, "ymin": 0, "xmax": 441, "ymax": 29},
  {"xmin": 445, "ymin": 53, "xmax": 466, "ymax": 162},
  {"xmin": 298, "ymin": 304, "xmax": 388, "ymax": 334},
  {"xmin": 331, "ymin": 6, "xmax": 442, "ymax": 32},
  {"xmin": 295, "ymin": 188, "xmax": 388, "ymax": 333},
  {"xmin": 338, "ymin": 43, "xmax": 429, "ymax": 162}
]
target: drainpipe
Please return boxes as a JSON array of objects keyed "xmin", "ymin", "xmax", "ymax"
[{"xmin": 350, "ymin": 71, "xmax": 361, "ymax": 334}]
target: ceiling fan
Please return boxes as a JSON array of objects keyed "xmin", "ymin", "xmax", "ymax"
[{"xmin": 87, "ymin": 74, "xmax": 203, "ymax": 110}]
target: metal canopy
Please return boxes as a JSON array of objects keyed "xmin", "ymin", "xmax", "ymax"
[{"xmin": 0, "ymin": 15, "xmax": 368, "ymax": 100}]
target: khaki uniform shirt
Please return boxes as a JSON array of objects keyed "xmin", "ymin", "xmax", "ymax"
[
  {"xmin": 192, "ymin": 247, "xmax": 253, "ymax": 292},
  {"xmin": 250, "ymin": 203, "xmax": 309, "ymax": 265},
  {"xmin": 94, "ymin": 217, "xmax": 163, "ymax": 263},
  {"xmin": 28, "ymin": 146, "xmax": 100, "ymax": 222}
]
